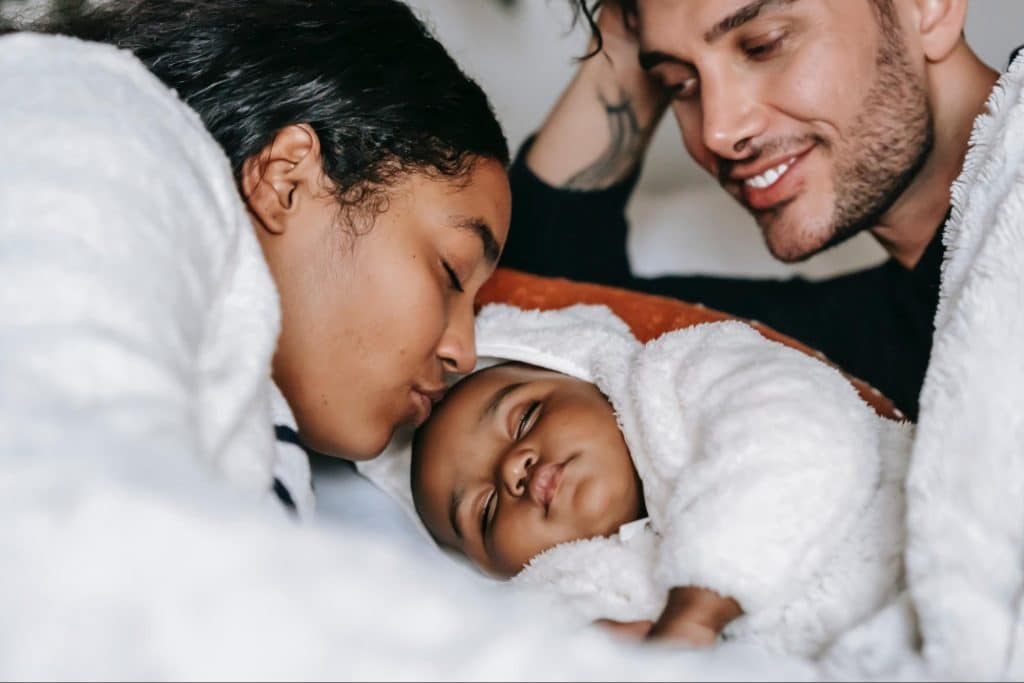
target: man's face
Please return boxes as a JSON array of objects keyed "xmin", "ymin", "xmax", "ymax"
[{"xmin": 636, "ymin": 0, "xmax": 933, "ymax": 262}]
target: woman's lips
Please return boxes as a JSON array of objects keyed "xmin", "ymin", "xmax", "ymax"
[
  {"xmin": 410, "ymin": 390, "xmax": 433, "ymax": 427},
  {"xmin": 528, "ymin": 461, "xmax": 565, "ymax": 514},
  {"xmin": 410, "ymin": 386, "xmax": 445, "ymax": 428}
]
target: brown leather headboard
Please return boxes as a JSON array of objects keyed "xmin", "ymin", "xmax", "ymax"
[{"xmin": 476, "ymin": 268, "xmax": 900, "ymax": 420}]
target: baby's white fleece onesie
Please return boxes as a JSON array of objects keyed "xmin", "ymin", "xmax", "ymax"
[{"xmin": 472, "ymin": 304, "xmax": 913, "ymax": 657}]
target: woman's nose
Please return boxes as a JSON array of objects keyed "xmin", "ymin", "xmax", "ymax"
[
  {"xmin": 436, "ymin": 301, "xmax": 477, "ymax": 374},
  {"xmin": 499, "ymin": 445, "xmax": 536, "ymax": 497}
]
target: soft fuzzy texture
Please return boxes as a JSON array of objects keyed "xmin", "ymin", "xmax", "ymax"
[
  {"xmin": 903, "ymin": 51, "xmax": 1024, "ymax": 680},
  {"xmin": 478, "ymin": 303, "xmax": 913, "ymax": 656},
  {"xmin": 0, "ymin": 34, "xmax": 282, "ymax": 497},
  {"xmin": 475, "ymin": 268, "xmax": 904, "ymax": 421}
]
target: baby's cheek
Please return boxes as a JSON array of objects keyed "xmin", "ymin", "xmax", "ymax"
[
  {"xmin": 494, "ymin": 516, "xmax": 554, "ymax": 575},
  {"xmin": 583, "ymin": 476, "xmax": 639, "ymax": 538},
  {"xmin": 566, "ymin": 478, "xmax": 610, "ymax": 537}
]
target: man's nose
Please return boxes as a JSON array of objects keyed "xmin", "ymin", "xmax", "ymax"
[
  {"xmin": 436, "ymin": 300, "xmax": 477, "ymax": 375},
  {"xmin": 701, "ymin": 73, "xmax": 768, "ymax": 162}
]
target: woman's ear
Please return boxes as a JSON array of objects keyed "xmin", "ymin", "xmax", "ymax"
[
  {"xmin": 912, "ymin": 0, "xmax": 967, "ymax": 63},
  {"xmin": 241, "ymin": 123, "xmax": 323, "ymax": 235}
]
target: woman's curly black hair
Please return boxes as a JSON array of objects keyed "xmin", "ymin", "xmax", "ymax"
[{"xmin": 33, "ymin": 0, "xmax": 508, "ymax": 225}]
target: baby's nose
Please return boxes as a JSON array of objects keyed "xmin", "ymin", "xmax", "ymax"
[{"xmin": 501, "ymin": 448, "xmax": 536, "ymax": 497}]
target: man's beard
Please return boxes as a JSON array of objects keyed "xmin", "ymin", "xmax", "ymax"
[
  {"xmin": 763, "ymin": 23, "xmax": 935, "ymax": 263},
  {"xmin": 827, "ymin": 32, "xmax": 934, "ymax": 251}
]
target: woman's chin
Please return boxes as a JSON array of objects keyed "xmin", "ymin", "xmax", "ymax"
[
  {"xmin": 297, "ymin": 417, "xmax": 393, "ymax": 462},
  {"xmin": 333, "ymin": 427, "xmax": 395, "ymax": 462}
]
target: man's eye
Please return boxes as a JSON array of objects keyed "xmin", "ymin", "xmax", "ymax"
[
  {"xmin": 443, "ymin": 260, "xmax": 464, "ymax": 293},
  {"xmin": 745, "ymin": 35, "xmax": 785, "ymax": 60},
  {"xmin": 667, "ymin": 77, "xmax": 699, "ymax": 101},
  {"xmin": 480, "ymin": 489, "xmax": 496, "ymax": 536},
  {"xmin": 515, "ymin": 401, "xmax": 541, "ymax": 438}
]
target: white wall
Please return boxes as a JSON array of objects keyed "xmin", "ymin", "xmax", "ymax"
[{"xmin": 408, "ymin": 0, "xmax": 1024, "ymax": 280}]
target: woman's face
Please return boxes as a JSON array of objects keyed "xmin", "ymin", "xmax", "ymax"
[{"xmin": 246, "ymin": 127, "xmax": 511, "ymax": 459}]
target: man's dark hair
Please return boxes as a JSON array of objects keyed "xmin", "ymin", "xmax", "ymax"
[
  {"xmin": 573, "ymin": 0, "xmax": 896, "ymax": 59},
  {"xmin": 571, "ymin": 0, "xmax": 636, "ymax": 59},
  {"xmin": 31, "ymin": 0, "xmax": 508, "ymax": 221}
]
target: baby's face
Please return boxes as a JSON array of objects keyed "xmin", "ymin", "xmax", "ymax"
[{"xmin": 412, "ymin": 363, "xmax": 644, "ymax": 578}]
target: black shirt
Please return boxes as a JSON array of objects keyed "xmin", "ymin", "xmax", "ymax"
[{"xmin": 502, "ymin": 141, "xmax": 944, "ymax": 421}]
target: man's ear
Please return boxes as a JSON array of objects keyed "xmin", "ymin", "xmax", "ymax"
[
  {"xmin": 241, "ymin": 123, "xmax": 323, "ymax": 235},
  {"xmin": 912, "ymin": 0, "xmax": 967, "ymax": 63}
]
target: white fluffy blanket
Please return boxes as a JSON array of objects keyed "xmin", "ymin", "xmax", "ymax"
[
  {"xmin": 0, "ymin": 33, "xmax": 282, "ymax": 497},
  {"xmin": 900, "ymin": 51, "xmax": 1024, "ymax": 680}
]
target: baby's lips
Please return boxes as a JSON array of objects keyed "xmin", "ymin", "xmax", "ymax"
[{"xmin": 528, "ymin": 461, "xmax": 563, "ymax": 511}]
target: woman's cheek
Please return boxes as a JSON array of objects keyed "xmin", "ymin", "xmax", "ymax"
[{"xmin": 409, "ymin": 273, "xmax": 450, "ymax": 351}]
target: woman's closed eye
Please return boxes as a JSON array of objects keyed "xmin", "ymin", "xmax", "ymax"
[{"xmin": 442, "ymin": 259, "xmax": 464, "ymax": 293}]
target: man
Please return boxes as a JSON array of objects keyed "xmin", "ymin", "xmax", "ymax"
[{"xmin": 501, "ymin": 0, "xmax": 1001, "ymax": 419}]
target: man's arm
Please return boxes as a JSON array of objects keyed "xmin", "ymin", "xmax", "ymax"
[{"xmin": 526, "ymin": 1, "xmax": 668, "ymax": 189}]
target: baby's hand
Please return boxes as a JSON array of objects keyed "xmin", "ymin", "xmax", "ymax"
[
  {"xmin": 646, "ymin": 586, "xmax": 742, "ymax": 648},
  {"xmin": 594, "ymin": 618, "xmax": 654, "ymax": 641}
]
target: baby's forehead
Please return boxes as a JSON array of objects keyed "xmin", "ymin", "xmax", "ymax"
[
  {"xmin": 436, "ymin": 362, "xmax": 544, "ymax": 412},
  {"xmin": 416, "ymin": 363, "xmax": 549, "ymax": 474},
  {"xmin": 459, "ymin": 361, "xmax": 546, "ymax": 389}
]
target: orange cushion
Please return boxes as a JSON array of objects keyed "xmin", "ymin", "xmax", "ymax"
[{"xmin": 476, "ymin": 268, "xmax": 900, "ymax": 420}]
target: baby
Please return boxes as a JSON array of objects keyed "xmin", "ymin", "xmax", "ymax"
[{"xmin": 411, "ymin": 304, "xmax": 913, "ymax": 657}]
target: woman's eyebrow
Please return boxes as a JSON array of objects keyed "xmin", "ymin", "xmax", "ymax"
[
  {"xmin": 479, "ymin": 382, "xmax": 524, "ymax": 426},
  {"xmin": 452, "ymin": 215, "xmax": 501, "ymax": 265}
]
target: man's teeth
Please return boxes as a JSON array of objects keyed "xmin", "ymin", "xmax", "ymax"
[{"xmin": 745, "ymin": 158, "xmax": 795, "ymax": 189}]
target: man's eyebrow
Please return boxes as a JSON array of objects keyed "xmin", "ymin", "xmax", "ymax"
[
  {"xmin": 638, "ymin": 49, "xmax": 685, "ymax": 71},
  {"xmin": 638, "ymin": 0, "xmax": 797, "ymax": 70},
  {"xmin": 704, "ymin": 0, "xmax": 797, "ymax": 44},
  {"xmin": 480, "ymin": 382, "xmax": 523, "ymax": 426},
  {"xmin": 448, "ymin": 485, "xmax": 465, "ymax": 541},
  {"xmin": 453, "ymin": 216, "xmax": 501, "ymax": 265}
]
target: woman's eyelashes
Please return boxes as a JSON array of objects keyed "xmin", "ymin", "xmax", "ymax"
[{"xmin": 442, "ymin": 259, "xmax": 464, "ymax": 293}]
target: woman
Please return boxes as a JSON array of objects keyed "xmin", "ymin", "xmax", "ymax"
[{"xmin": 0, "ymin": 0, "xmax": 510, "ymax": 514}]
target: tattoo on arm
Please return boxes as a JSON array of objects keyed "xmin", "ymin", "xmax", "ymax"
[{"xmin": 562, "ymin": 88, "xmax": 651, "ymax": 190}]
